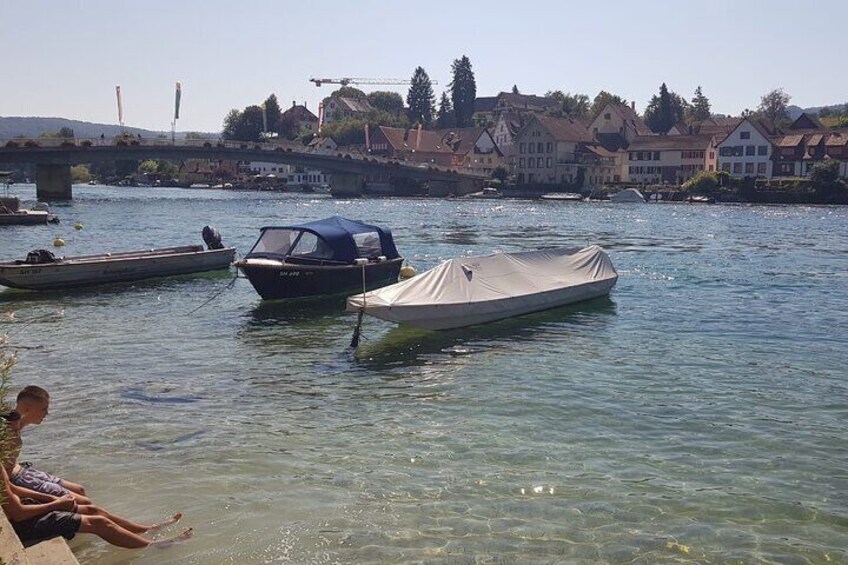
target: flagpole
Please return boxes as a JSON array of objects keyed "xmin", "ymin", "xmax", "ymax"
[{"xmin": 173, "ymin": 82, "xmax": 181, "ymax": 144}]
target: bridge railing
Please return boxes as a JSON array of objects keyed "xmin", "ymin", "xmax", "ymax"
[{"xmin": 0, "ymin": 137, "xmax": 488, "ymax": 178}]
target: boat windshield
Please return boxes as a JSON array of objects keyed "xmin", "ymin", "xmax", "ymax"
[
  {"xmin": 252, "ymin": 228, "xmax": 298, "ymax": 255},
  {"xmin": 251, "ymin": 228, "xmax": 334, "ymax": 260}
]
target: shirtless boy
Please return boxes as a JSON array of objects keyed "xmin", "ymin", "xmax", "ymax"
[{"xmin": 2, "ymin": 386, "xmax": 87, "ymax": 500}]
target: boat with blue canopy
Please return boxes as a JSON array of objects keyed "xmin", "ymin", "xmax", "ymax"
[{"xmin": 235, "ymin": 216, "xmax": 403, "ymax": 300}]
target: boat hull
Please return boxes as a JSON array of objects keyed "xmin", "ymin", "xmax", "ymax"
[
  {"xmin": 236, "ymin": 257, "xmax": 403, "ymax": 300},
  {"xmin": 0, "ymin": 246, "xmax": 235, "ymax": 290},
  {"xmin": 0, "ymin": 211, "xmax": 57, "ymax": 225}
]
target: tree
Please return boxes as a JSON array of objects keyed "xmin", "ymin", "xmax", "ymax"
[
  {"xmin": 683, "ymin": 171, "xmax": 719, "ymax": 194},
  {"xmin": 643, "ymin": 83, "xmax": 688, "ymax": 133},
  {"xmin": 435, "ymin": 92, "xmax": 455, "ymax": 128},
  {"xmin": 222, "ymin": 105, "xmax": 264, "ymax": 141},
  {"xmin": 512, "ymin": 85, "xmax": 520, "ymax": 94},
  {"xmin": 758, "ymin": 88, "xmax": 791, "ymax": 126},
  {"xmin": 138, "ymin": 160, "xmax": 159, "ymax": 175},
  {"xmin": 222, "ymin": 109, "xmax": 242, "ymax": 140},
  {"xmin": 590, "ymin": 91, "xmax": 628, "ymax": 119},
  {"xmin": 70, "ymin": 164, "xmax": 91, "ymax": 183},
  {"xmin": 546, "ymin": 90, "xmax": 590, "ymax": 119},
  {"xmin": 450, "ymin": 55, "xmax": 476, "ymax": 127},
  {"xmin": 367, "ymin": 91, "xmax": 405, "ymax": 115},
  {"xmin": 809, "ymin": 160, "xmax": 842, "ymax": 190},
  {"xmin": 329, "ymin": 86, "xmax": 367, "ymax": 100},
  {"xmin": 262, "ymin": 94, "xmax": 282, "ymax": 133},
  {"xmin": 689, "ymin": 86, "xmax": 712, "ymax": 122},
  {"xmin": 57, "ymin": 127, "xmax": 75, "ymax": 139},
  {"xmin": 406, "ymin": 67, "xmax": 435, "ymax": 126}
]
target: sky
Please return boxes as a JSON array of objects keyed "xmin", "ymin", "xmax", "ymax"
[{"xmin": 1, "ymin": 0, "xmax": 846, "ymax": 133}]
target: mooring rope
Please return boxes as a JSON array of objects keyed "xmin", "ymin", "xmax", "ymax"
[{"xmin": 187, "ymin": 274, "xmax": 238, "ymax": 315}]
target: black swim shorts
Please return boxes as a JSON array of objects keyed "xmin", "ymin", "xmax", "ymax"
[{"xmin": 12, "ymin": 510, "xmax": 81, "ymax": 547}]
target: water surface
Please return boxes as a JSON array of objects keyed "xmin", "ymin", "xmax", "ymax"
[{"xmin": 2, "ymin": 185, "xmax": 846, "ymax": 564}]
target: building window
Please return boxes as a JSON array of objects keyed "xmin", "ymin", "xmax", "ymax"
[
  {"xmin": 519, "ymin": 158, "xmax": 525, "ymax": 168},
  {"xmin": 757, "ymin": 162, "xmax": 767, "ymax": 175},
  {"xmin": 733, "ymin": 162, "xmax": 742, "ymax": 174},
  {"xmin": 537, "ymin": 157, "xmax": 543, "ymax": 168},
  {"xmin": 537, "ymin": 142, "xmax": 543, "ymax": 153},
  {"xmin": 740, "ymin": 131, "xmax": 750, "ymax": 139},
  {"xmin": 527, "ymin": 158, "xmax": 533, "ymax": 168},
  {"xmin": 546, "ymin": 142, "xmax": 553, "ymax": 152},
  {"xmin": 758, "ymin": 145, "xmax": 767, "ymax": 156},
  {"xmin": 629, "ymin": 153, "xmax": 635, "ymax": 161},
  {"xmin": 746, "ymin": 145, "xmax": 755, "ymax": 156},
  {"xmin": 604, "ymin": 113, "xmax": 611, "ymax": 120},
  {"xmin": 519, "ymin": 143, "xmax": 526, "ymax": 154},
  {"xmin": 546, "ymin": 157, "xmax": 551, "ymax": 167},
  {"xmin": 722, "ymin": 163, "xmax": 731, "ymax": 172},
  {"xmin": 653, "ymin": 152, "xmax": 660, "ymax": 160},
  {"xmin": 529, "ymin": 144, "xmax": 535, "ymax": 154},
  {"xmin": 745, "ymin": 162, "xmax": 754, "ymax": 174}
]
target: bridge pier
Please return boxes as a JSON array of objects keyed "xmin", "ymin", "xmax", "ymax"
[
  {"xmin": 330, "ymin": 173, "xmax": 364, "ymax": 197},
  {"xmin": 36, "ymin": 164, "xmax": 73, "ymax": 200}
]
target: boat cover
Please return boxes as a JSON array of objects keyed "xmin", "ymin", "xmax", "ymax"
[
  {"xmin": 251, "ymin": 216, "xmax": 399, "ymax": 262},
  {"xmin": 347, "ymin": 246, "xmax": 617, "ymax": 328}
]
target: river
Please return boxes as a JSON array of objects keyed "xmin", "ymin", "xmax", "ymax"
[{"xmin": 2, "ymin": 185, "xmax": 846, "ymax": 564}]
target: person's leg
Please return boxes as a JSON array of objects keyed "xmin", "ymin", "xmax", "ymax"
[
  {"xmin": 58, "ymin": 478, "xmax": 86, "ymax": 496},
  {"xmin": 20, "ymin": 465, "xmax": 86, "ymax": 496},
  {"xmin": 76, "ymin": 504, "xmax": 182, "ymax": 534},
  {"xmin": 78, "ymin": 515, "xmax": 193, "ymax": 548}
]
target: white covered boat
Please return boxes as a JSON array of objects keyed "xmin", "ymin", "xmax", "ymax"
[
  {"xmin": 0, "ymin": 227, "xmax": 235, "ymax": 291},
  {"xmin": 346, "ymin": 246, "xmax": 617, "ymax": 330}
]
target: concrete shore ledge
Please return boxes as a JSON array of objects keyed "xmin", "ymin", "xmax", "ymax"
[{"xmin": 0, "ymin": 511, "xmax": 79, "ymax": 565}]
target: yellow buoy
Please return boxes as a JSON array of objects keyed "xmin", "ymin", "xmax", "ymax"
[
  {"xmin": 53, "ymin": 237, "xmax": 65, "ymax": 247},
  {"xmin": 399, "ymin": 265, "xmax": 417, "ymax": 280},
  {"xmin": 74, "ymin": 222, "xmax": 83, "ymax": 230}
]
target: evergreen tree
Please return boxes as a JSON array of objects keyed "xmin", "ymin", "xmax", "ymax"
[
  {"xmin": 689, "ymin": 86, "xmax": 712, "ymax": 122},
  {"xmin": 406, "ymin": 67, "xmax": 435, "ymax": 126},
  {"xmin": 450, "ymin": 55, "xmax": 476, "ymax": 127},
  {"xmin": 643, "ymin": 83, "xmax": 688, "ymax": 133},
  {"xmin": 435, "ymin": 92, "xmax": 455, "ymax": 128},
  {"xmin": 262, "ymin": 94, "xmax": 282, "ymax": 133},
  {"xmin": 512, "ymin": 85, "xmax": 520, "ymax": 94}
]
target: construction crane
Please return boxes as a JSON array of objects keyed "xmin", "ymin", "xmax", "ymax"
[{"xmin": 310, "ymin": 77, "xmax": 438, "ymax": 87}]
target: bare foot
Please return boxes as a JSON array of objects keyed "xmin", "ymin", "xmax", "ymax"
[
  {"xmin": 147, "ymin": 512, "xmax": 183, "ymax": 533},
  {"xmin": 149, "ymin": 527, "xmax": 193, "ymax": 548}
]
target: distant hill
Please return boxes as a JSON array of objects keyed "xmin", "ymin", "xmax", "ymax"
[
  {"xmin": 0, "ymin": 116, "xmax": 216, "ymax": 139},
  {"xmin": 787, "ymin": 103, "xmax": 847, "ymax": 120}
]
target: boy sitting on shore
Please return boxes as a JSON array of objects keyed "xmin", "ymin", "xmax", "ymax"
[{"xmin": 1, "ymin": 385, "xmax": 87, "ymax": 500}]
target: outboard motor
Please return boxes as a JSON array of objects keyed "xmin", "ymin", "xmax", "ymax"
[{"xmin": 202, "ymin": 225, "xmax": 224, "ymax": 250}]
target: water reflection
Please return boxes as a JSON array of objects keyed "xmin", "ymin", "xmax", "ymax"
[{"xmin": 355, "ymin": 297, "xmax": 617, "ymax": 369}]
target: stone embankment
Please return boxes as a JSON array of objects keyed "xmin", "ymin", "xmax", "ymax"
[{"xmin": 0, "ymin": 511, "xmax": 79, "ymax": 565}]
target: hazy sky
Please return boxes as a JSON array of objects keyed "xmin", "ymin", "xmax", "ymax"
[{"xmin": 2, "ymin": 0, "xmax": 846, "ymax": 133}]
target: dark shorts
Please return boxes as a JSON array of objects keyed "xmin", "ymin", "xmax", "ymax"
[
  {"xmin": 12, "ymin": 509, "xmax": 81, "ymax": 547},
  {"xmin": 11, "ymin": 462, "xmax": 70, "ymax": 497}
]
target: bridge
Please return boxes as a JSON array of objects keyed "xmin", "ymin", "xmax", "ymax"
[{"xmin": 0, "ymin": 138, "xmax": 486, "ymax": 199}]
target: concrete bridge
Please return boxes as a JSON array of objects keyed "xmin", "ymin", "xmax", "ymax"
[{"xmin": 0, "ymin": 138, "xmax": 486, "ymax": 199}]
